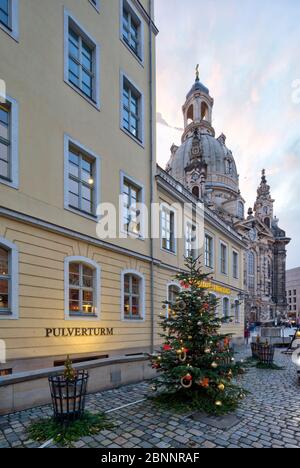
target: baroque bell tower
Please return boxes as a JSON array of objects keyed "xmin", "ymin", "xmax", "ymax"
[{"xmin": 254, "ymin": 170, "xmax": 274, "ymax": 229}]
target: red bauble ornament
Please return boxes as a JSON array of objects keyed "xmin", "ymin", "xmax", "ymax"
[
  {"xmin": 163, "ymin": 344, "xmax": 172, "ymax": 351},
  {"xmin": 203, "ymin": 303, "xmax": 210, "ymax": 310}
]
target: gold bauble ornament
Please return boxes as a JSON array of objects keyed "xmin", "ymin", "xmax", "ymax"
[
  {"xmin": 215, "ymin": 401, "xmax": 222, "ymax": 407},
  {"xmin": 218, "ymin": 384, "xmax": 225, "ymax": 392},
  {"xmin": 204, "ymin": 348, "xmax": 211, "ymax": 354},
  {"xmin": 211, "ymin": 362, "xmax": 218, "ymax": 369},
  {"xmin": 296, "ymin": 331, "xmax": 300, "ymax": 338}
]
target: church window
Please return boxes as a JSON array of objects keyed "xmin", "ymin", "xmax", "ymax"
[
  {"xmin": 201, "ymin": 102, "xmax": 209, "ymax": 121},
  {"xmin": 225, "ymin": 159, "xmax": 233, "ymax": 175},
  {"xmin": 248, "ymin": 252, "xmax": 255, "ymax": 289},
  {"xmin": 192, "ymin": 186, "xmax": 200, "ymax": 198},
  {"xmin": 264, "ymin": 217, "xmax": 270, "ymax": 228},
  {"xmin": 187, "ymin": 105, "xmax": 194, "ymax": 125},
  {"xmin": 238, "ymin": 202, "xmax": 244, "ymax": 219}
]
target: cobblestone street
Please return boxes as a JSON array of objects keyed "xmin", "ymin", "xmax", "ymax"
[{"xmin": 1, "ymin": 348, "xmax": 300, "ymax": 449}]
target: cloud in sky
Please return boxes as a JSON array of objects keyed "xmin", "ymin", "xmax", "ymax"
[{"xmin": 155, "ymin": 0, "xmax": 300, "ymax": 269}]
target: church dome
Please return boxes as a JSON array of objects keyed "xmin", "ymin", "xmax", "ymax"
[
  {"xmin": 186, "ymin": 79, "xmax": 209, "ymax": 100},
  {"xmin": 166, "ymin": 132, "xmax": 239, "ymax": 194}
]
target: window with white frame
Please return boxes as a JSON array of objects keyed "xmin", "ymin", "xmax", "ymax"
[
  {"xmin": 233, "ymin": 251, "xmax": 239, "ymax": 279},
  {"xmin": 234, "ymin": 300, "xmax": 240, "ymax": 323},
  {"xmin": 185, "ymin": 222, "xmax": 195, "ymax": 258},
  {"xmin": 248, "ymin": 251, "xmax": 255, "ymax": 290},
  {"xmin": 220, "ymin": 242, "xmax": 228, "ymax": 275},
  {"xmin": 64, "ymin": 135, "xmax": 100, "ymax": 219},
  {"xmin": 205, "ymin": 234, "xmax": 213, "ymax": 268},
  {"xmin": 122, "ymin": 272, "xmax": 144, "ymax": 320},
  {"xmin": 161, "ymin": 205, "xmax": 176, "ymax": 253},
  {"xmin": 0, "ymin": 98, "xmax": 18, "ymax": 189},
  {"xmin": 0, "ymin": 238, "xmax": 18, "ymax": 319},
  {"xmin": 121, "ymin": 74, "xmax": 143, "ymax": 143},
  {"xmin": 223, "ymin": 297, "xmax": 230, "ymax": 319},
  {"xmin": 64, "ymin": 10, "xmax": 99, "ymax": 107},
  {"xmin": 0, "ymin": 0, "xmax": 19, "ymax": 40},
  {"xmin": 209, "ymin": 293, "xmax": 218, "ymax": 316},
  {"xmin": 65, "ymin": 257, "xmax": 100, "ymax": 318},
  {"xmin": 122, "ymin": 0, "xmax": 143, "ymax": 60},
  {"xmin": 121, "ymin": 174, "xmax": 144, "ymax": 237},
  {"xmin": 168, "ymin": 284, "xmax": 180, "ymax": 306}
]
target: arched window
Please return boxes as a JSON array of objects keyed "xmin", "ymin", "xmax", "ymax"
[
  {"xmin": 223, "ymin": 297, "xmax": 230, "ymax": 319},
  {"xmin": 192, "ymin": 186, "xmax": 200, "ymax": 198},
  {"xmin": 201, "ymin": 102, "xmax": 209, "ymax": 121},
  {"xmin": 225, "ymin": 159, "xmax": 233, "ymax": 175},
  {"xmin": 122, "ymin": 270, "xmax": 145, "ymax": 321},
  {"xmin": 65, "ymin": 257, "xmax": 100, "ymax": 319},
  {"xmin": 234, "ymin": 300, "xmax": 240, "ymax": 324},
  {"xmin": 264, "ymin": 218, "xmax": 270, "ymax": 228},
  {"xmin": 248, "ymin": 252, "xmax": 255, "ymax": 290},
  {"xmin": 209, "ymin": 293, "xmax": 218, "ymax": 316},
  {"xmin": 187, "ymin": 104, "xmax": 194, "ymax": 125},
  {"xmin": 238, "ymin": 202, "xmax": 244, "ymax": 219},
  {"xmin": 168, "ymin": 284, "xmax": 180, "ymax": 305},
  {"xmin": 0, "ymin": 238, "xmax": 19, "ymax": 320}
]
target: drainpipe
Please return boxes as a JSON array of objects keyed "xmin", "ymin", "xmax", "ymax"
[{"xmin": 149, "ymin": 0, "xmax": 155, "ymax": 354}]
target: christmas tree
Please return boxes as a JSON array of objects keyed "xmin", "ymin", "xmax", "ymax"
[{"xmin": 150, "ymin": 257, "xmax": 245, "ymax": 415}]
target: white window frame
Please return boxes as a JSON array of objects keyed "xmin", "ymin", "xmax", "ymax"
[
  {"xmin": 120, "ymin": 71, "xmax": 145, "ymax": 147},
  {"xmin": 64, "ymin": 256, "xmax": 101, "ymax": 321},
  {"xmin": 248, "ymin": 251, "xmax": 256, "ymax": 290},
  {"xmin": 185, "ymin": 220, "xmax": 196, "ymax": 258},
  {"xmin": 120, "ymin": 171, "xmax": 145, "ymax": 239},
  {"xmin": 232, "ymin": 250, "xmax": 239, "ymax": 279},
  {"xmin": 222, "ymin": 297, "xmax": 230, "ymax": 320},
  {"xmin": 220, "ymin": 241, "xmax": 228, "ymax": 276},
  {"xmin": 160, "ymin": 203, "xmax": 177, "ymax": 255},
  {"xmin": 0, "ymin": 237, "xmax": 19, "ymax": 320},
  {"xmin": 120, "ymin": 0, "xmax": 144, "ymax": 64},
  {"xmin": 166, "ymin": 281, "xmax": 181, "ymax": 318},
  {"xmin": 64, "ymin": 8, "xmax": 100, "ymax": 110},
  {"xmin": 204, "ymin": 233, "xmax": 214, "ymax": 269},
  {"xmin": 64, "ymin": 134, "xmax": 101, "ymax": 222},
  {"xmin": 0, "ymin": 95, "xmax": 19, "ymax": 189},
  {"xmin": 208, "ymin": 292, "xmax": 218, "ymax": 317},
  {"xmin": 0, "ymin": 0, "xmax": 19, "ymax": 41},
  {"xmin": 89, "ymin": 0, "xmax": 100, "ymax": 13},
  {"xmin": 121, "ymin": 269, "xmax": 145, "ymax": 322},
  {"xmin": 234, "ymin": 299, "xmax": 241, "ymax": 324}
]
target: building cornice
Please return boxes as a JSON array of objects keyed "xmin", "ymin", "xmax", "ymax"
[
  {"xmin": 134, "ymin": 0, "xmax": 159, "ymax": 36},
  {"xmin": 156, "ymin": 165, "xmax": 247, "ymax": 249}
]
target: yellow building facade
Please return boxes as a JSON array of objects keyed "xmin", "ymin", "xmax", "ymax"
[{"xmin": 0, "ymin": 0, "xmax": 245, "ymax": 377}]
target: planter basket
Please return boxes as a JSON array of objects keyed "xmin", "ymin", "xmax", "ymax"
[
  {"xmin": 258, "ymin": 345, "xmax": 275, "ymax": 365},
  {"xmin": 49, "ymin": 371, "xmax": 89, "ymax": 423},
  {"xmin": 251, "ymin": 342, "xmax": 260, "ymax": 359}
]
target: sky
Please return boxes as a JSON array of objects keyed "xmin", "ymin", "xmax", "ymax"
[{"xmin": 154, "ymin": 0, "xmax": 300, "ymax": 269}]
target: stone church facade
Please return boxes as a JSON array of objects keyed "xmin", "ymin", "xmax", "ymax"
[{"xmin": 166, "ymin": 71, "xmax": 291, "ymax": 324}]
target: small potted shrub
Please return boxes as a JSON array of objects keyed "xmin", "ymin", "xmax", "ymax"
[{"xmin": 48, "ymin": 356, "xmax": 89, "ymax": 423}]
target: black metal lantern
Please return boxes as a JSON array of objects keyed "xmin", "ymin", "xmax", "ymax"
[{"xmin": 48, "ymin": 371, "xmax": 89, "ymax": 423}]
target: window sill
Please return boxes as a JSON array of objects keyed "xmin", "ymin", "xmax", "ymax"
[
  {"xmin": 69, "ymin": 313, "xmax": 98, "ymax": 318},
  {"xmin": 65, "ymin": 205, "xmax": 99, "ymax": 223},
  {"xmin": 0, "ymin": 23, "xmax": 19, "ymax": 42},
  {"xmin": 120, "ymin": 38, "xmax": 144, "ymax": 67},
  {"xmin": 64, "ymin": 80, "xmax": 100, "ymax": 111},
  {"xmin": 161, "ymin": 247, "xmax": 177, "ymax": 257},
  {"xmin": 0, "ymin": 176, "xmax": 19, "ymax": 190},
  {"xmin": 121, "ymin": 127, "xmax": 144, "ymax": 148}
]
